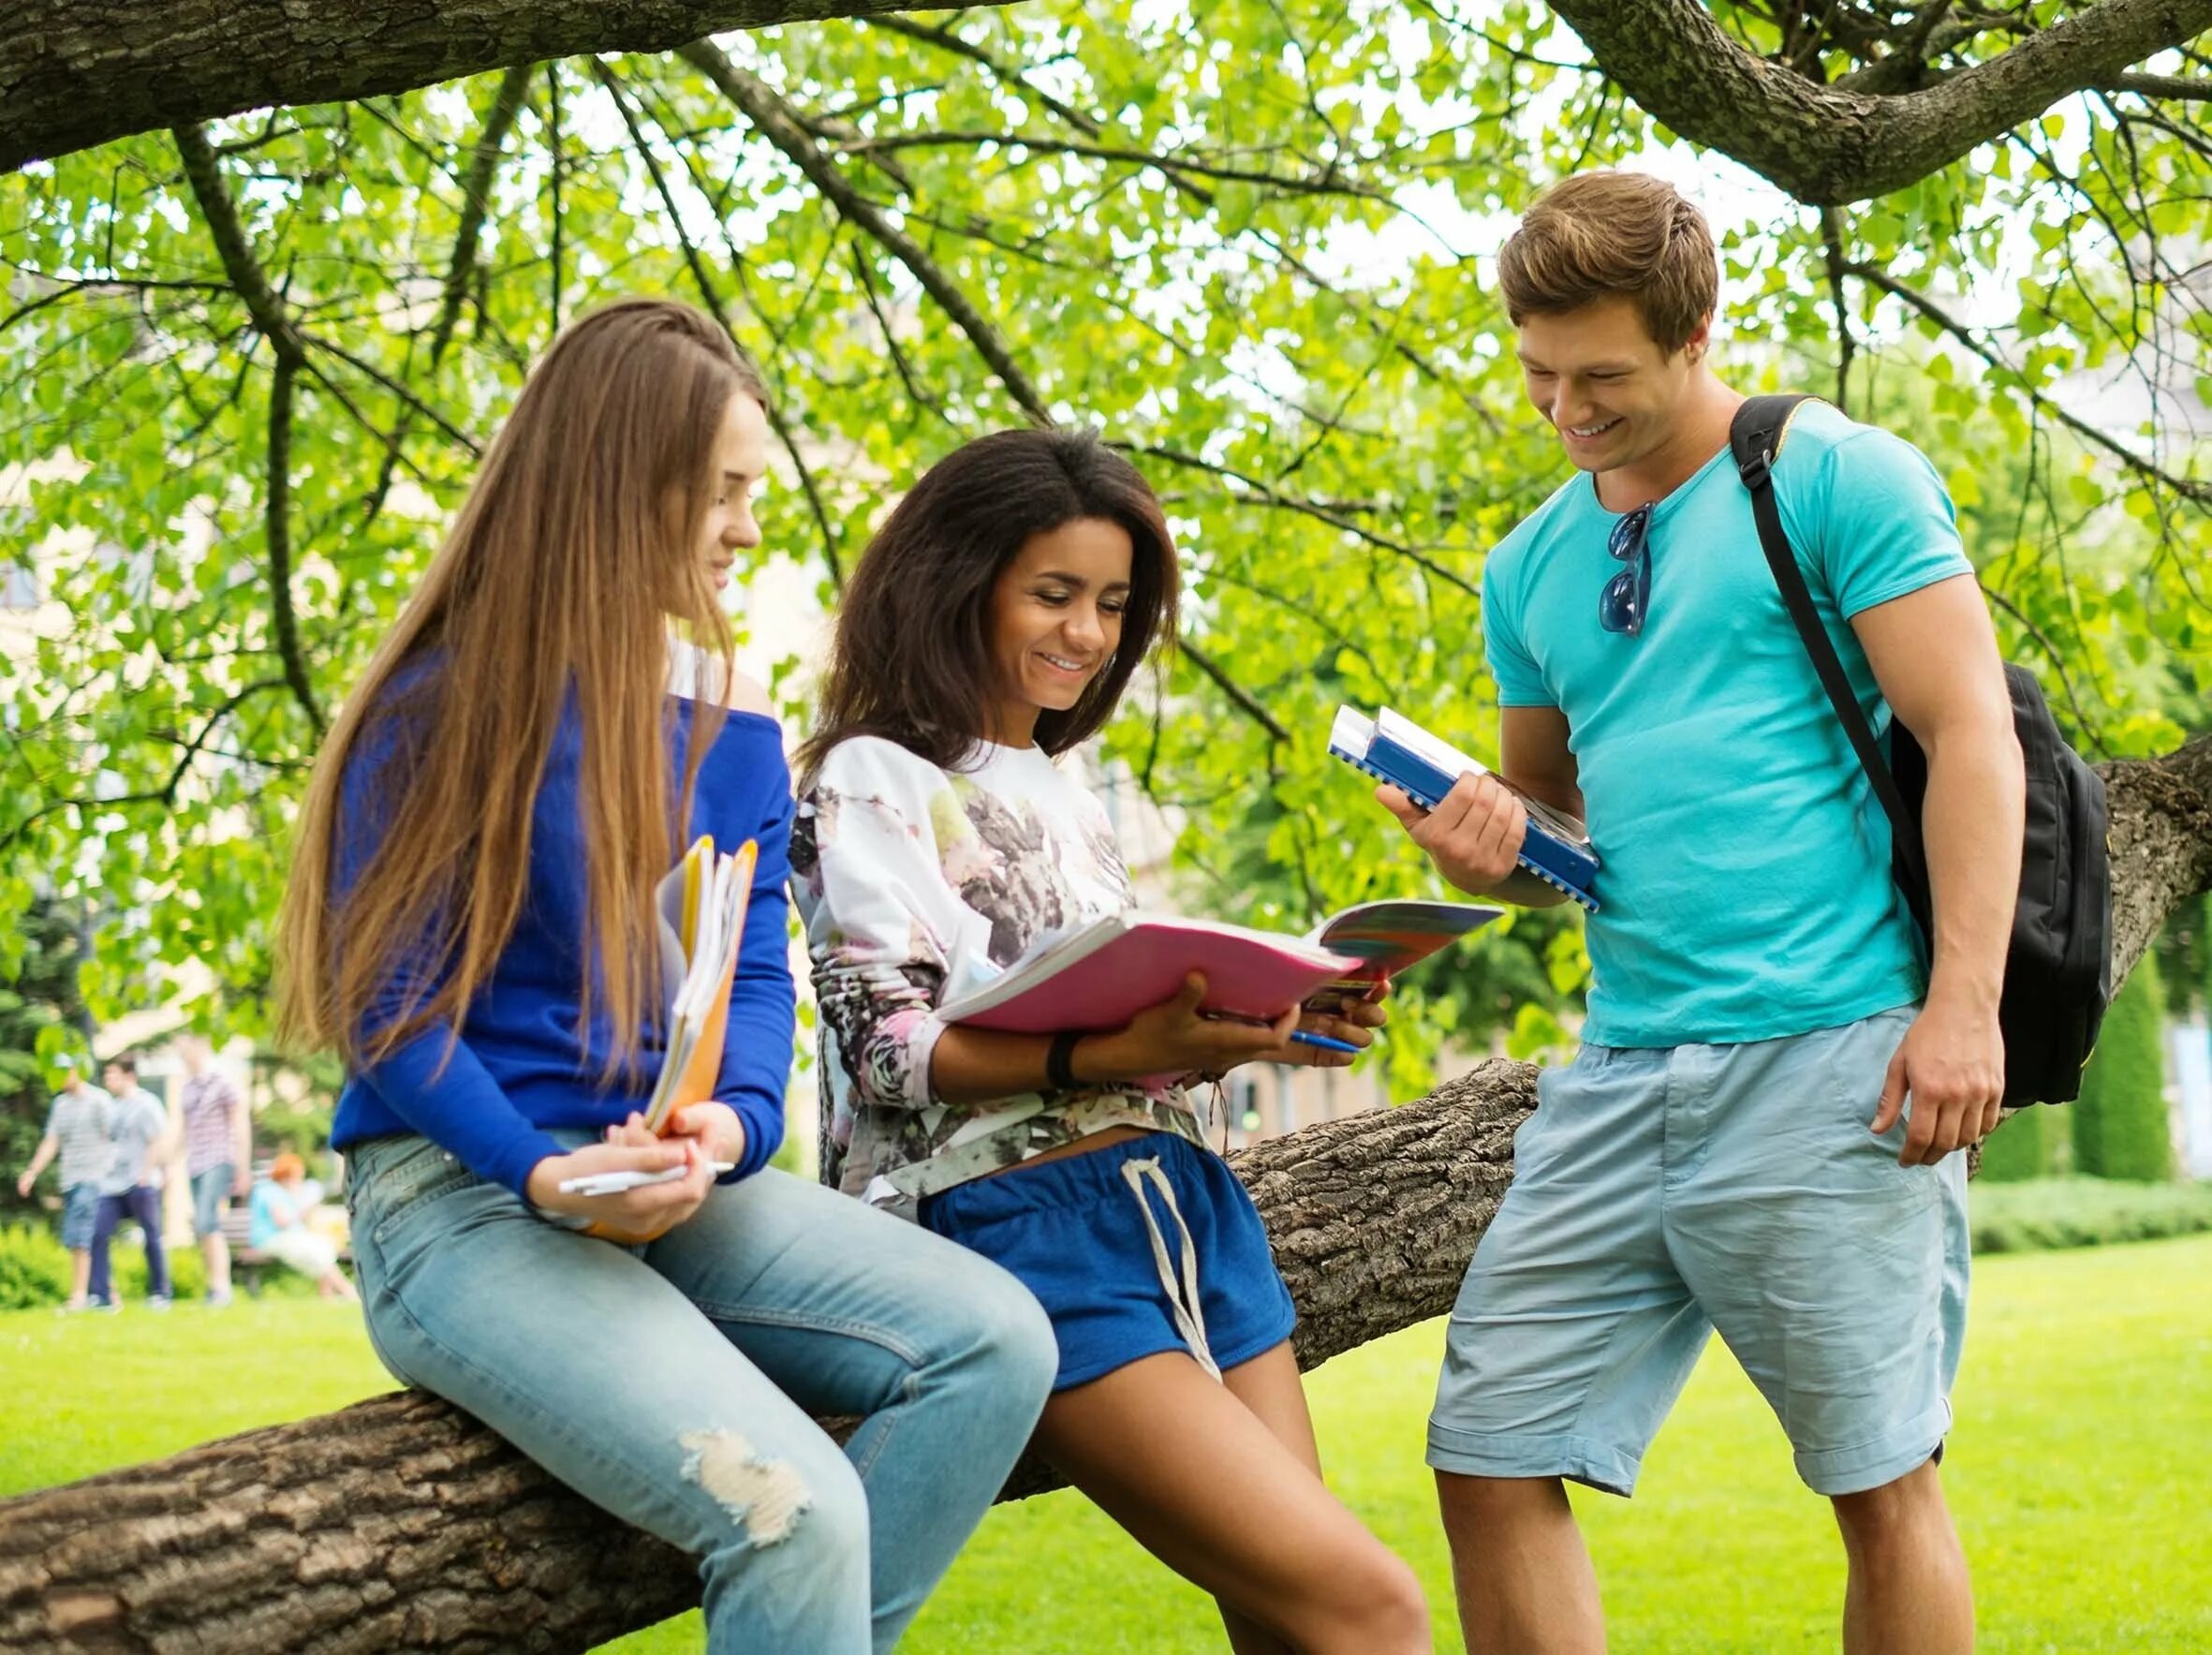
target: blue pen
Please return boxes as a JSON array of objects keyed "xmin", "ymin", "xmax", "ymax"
[{"xmin": 1206, "ymin": 1012, "xmax": 1364, "ymax": 1056}]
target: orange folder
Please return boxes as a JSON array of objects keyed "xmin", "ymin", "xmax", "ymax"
[{"xmin": 642, "ymin": 836, "xmax": 757, "ymax": 1134}]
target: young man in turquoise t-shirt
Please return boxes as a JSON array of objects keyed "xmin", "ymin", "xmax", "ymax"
[{"xmin": 1384, "ymin": 172, "xmax": 2023, "ymax": 1653}]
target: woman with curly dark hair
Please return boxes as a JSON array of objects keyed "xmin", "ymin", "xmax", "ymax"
[{"xmin": 794, "ymin": 427, "xmax": 1429, "ymax": 1654}]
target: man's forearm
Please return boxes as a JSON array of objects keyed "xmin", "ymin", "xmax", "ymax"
[{"xmin": 1917, "ymin": 715, "xmax": 2025, "ymax": 1008}]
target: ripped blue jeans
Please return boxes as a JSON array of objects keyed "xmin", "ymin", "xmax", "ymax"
[{"xmin": 347, "ymin": 1132, "xmax": 1056, "ymax": 1652}]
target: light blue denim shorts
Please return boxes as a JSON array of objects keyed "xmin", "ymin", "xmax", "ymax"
[
  {"xmin": 60, "ymin": 1181, "xmax": 100, "ymax": 1250},
  {"xmin": 189, "ymin": 1164, "xmax": 235, "ymax": 1238},
  {"xmin": 1428, "ymin": 1005, "xmax": 1969, "ymax": 1499}
]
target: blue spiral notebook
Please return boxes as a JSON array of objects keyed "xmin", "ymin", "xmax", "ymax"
[{"xmin": 1330, "ymin": 705, "xmax": 1600, "ymax": 910}]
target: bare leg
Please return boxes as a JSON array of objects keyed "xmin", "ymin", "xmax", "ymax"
[
  {"xmin": 1436, "ymin": 1472, "xmax": 1606, "ymax": 1654},
  {"xmin": 202, "ymin": 1230, "xmax": 232, "ymax": 1299},
  {"xmin": 1833, "ymin": 1459, "xmax": 1972, "ymax": 1654},
  {"xmin": 1209, "ymin": 1343, "xmax": 1350, "ymax": 1655},
  {"xmin": 66, "ymin": 1249, "xmax": 90, "ymax": 1308},
  {"xmin": 1037, "ymin": 1348, "xmax": 1428, "ymax": 1655}
]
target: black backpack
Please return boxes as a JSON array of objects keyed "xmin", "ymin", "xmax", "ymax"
[{"xmin": 1730, "ymin": 394, "xmax": 2111, "ymax": 1105}]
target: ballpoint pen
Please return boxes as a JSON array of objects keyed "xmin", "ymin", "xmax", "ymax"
[{"xmin": 558, "ymin": 1162, "xmax": 736, "ymax": 1197}]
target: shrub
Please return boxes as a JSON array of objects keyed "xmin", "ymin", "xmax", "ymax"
[
  {"xmin": 111, "ymin": 1230, "xmax": 208, "ymax": 1302},
  {"xmin": 1970, "ymin": 1175, "xmax": 2212, "ymax": 1253},
  {"xmin": 2072, "ymin": 953, "xmax": 2175, "ymax": 1182},
  {"xmin": 0, "ymin": 1222, "xmax": 72, "ymax": 1309},
  {"xmin": 1977, "ymin": 1102, "xmax": 2058, "ymax": 1181},
  {"xmin": 0, "ymin": 1212, "xmax": 290, "ymax": 1307}
]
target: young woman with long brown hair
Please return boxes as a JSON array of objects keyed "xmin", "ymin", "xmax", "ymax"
[
  {"xmin": 791, "ymin": 428, "xmax": 1431, "ymax": 1653},
  {"xmin": 277, "ymin": 299, "xmax": 1054, "ymax": 1653}
]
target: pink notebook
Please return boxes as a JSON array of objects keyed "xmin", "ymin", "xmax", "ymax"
[{"xmin": 936, "ymin": 913, "xmax": 1359, "ymax": 1034}]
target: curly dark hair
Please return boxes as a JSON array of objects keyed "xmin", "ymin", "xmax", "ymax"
[{"xmin": 800, "ymin": 428, "xmax": 1180, "ymax": 776}]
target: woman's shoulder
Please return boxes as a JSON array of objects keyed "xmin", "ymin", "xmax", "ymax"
[
  {"xmin": 669, "ymin": 637, "xmax": 777, "ymax": 719},
  {"xmin": 722, "ymin": 671, "xmax": 774, "ymax": 718},
  {"xmin": 807, "ymin": 733, "xmax": 950, "ymax": 798}
]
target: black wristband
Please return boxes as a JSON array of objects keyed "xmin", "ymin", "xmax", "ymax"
[{"xmin": 1046, "ymin": 1029, "xmax": 1084, "ymax": 1092}]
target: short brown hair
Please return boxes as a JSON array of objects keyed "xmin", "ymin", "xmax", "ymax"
[{"xmin": 1497, "ymin": 172, "xmax": 1718, "ymax": 353}]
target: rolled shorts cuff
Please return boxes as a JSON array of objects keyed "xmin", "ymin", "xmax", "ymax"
[
  {"xmin": 1424, "ymin": 1422, "xmax": 1641, "ymax": 1499},
  {"xmin": 1794, "ymin": 1398, "xmax": 1953, "ymax": 1498}
]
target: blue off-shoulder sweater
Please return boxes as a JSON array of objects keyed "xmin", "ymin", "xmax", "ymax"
[{"xmin": 329, "ymin": 661, "xmax": 796, "ymax": 1198}]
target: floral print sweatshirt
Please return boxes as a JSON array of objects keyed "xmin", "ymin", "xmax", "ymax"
[{"xmin": 791, "ymin": 734, "xmax": 1205, "ymax": 1205}]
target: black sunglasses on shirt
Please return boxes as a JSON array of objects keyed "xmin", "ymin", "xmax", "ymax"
[{"xmin": 1600, "ymin": 503, "xmax": 1653, "ymax": 637}]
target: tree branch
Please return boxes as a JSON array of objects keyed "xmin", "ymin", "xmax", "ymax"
[
  {"xmin": 0, "ymin": 0, "xmax": 1017, "ymax": 172},
  {"xmin": 172, "ymin": 123, "xmax": 324, "ymax": 734},
  {"xmin": 598, "ymin": 57, "xmax": 848, "ymax": 588},
  {"xmin": 2101, "ymin": 72, "xmax": 2212, "ymax": 99},
  {"xmin": 1822, "ymin": 207, "xmax": 1857, "ymax": 414},
  {"xmin": 170, "ymin": 123, "xmax": 303, "ymax": 368},
  {"xmin": 0, "ymin": 678, "xmax": 288, "ymax": 853},
  {"xmin": 681, "ymin": 39, "xmax": 1055, "ymax": 427},
  {"xmin": 1547, "ymin": 0, "xmax": 2212, "ymax": 203},
  {"xmin": 1845, "ymin": 259, "xmax": 2212, "ymax": 506},
  {"xmin": 832, "ymin": 129, "xmax": 1394, "ymax": 200},
  {"xmin": 1179, "ymin": 639, "xmax": 1291, "ymax": 744},
  {"xmin": 357, "ymin": 65, "xmax": 531, "ymax": 530},
  {"xmin": 261, "ymin": 358, "xmax": 324, "ymax": 735},
  {"xmin": 864, "ymin": 15, "xmax": 1104, "ymax": 138},
  {"xmin": 1128, "ymin": 442, "xmax": 1485, "ymax": 600}
]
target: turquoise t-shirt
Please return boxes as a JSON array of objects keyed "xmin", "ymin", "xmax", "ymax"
[
  {"xmin": 247, "ymin": 1181, "xmax": 299, "ymax": 1251},
  {"xmin": 1482, "ymin": 401, "xmax": 1973, "ymax": 1048}
]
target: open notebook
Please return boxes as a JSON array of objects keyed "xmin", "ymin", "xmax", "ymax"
[
  {"xmin": 937, "ymin": 899, "xmax": 1500, "ymax": 1035},
  {"xmin": 643, "ymin": 835, "xmax": 757, "ymax": 1133}
]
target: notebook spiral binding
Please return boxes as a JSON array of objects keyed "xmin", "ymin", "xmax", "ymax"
[{"xmin": 1336, "ymin": 750, "xmax": 1600, "ymax": 912}]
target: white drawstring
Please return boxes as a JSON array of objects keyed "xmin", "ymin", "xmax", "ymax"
[{"xmin": 1120, "ymin": 1156, "xmax": 1221, "ymax": 1382}]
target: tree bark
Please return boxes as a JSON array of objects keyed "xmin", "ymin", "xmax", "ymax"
[
  {"xmin": 1545, "ymin": 0, "xmax": 2212, "ymax": 204},
  {"xmin": 0, "ymin": 0, "xmax": 995, "ymax": 173},
  {"xmin": 2, "ymin": 739, "xmax": 2205, "ymax": 1652},
  {"xmin": 11, "ymin": 0, "xmax": 2212, "ymax": 197}
]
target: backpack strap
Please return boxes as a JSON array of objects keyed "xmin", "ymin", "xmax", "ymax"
[{"xmin": 1729, "ymin": 395, "xmax": 1933, "ymax": 926}]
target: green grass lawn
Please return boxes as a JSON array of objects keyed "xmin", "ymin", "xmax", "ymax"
[{"xmin": 5, "ymin": 1237, "xmax": 2205, "ymax": 1651}]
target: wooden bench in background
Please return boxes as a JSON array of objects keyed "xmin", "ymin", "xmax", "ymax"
[{"xmin": 213, "ymin": 1160, "xmax": 353, "ymax": 1296}]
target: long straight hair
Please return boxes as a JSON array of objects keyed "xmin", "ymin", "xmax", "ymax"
[
  {"xmin": 276, "ymin": 299, "xmax": 767, "ymax": 1075},
  {"xmin": 799, "ymin": 428, "xmax": 1179, "ymax": 781}
]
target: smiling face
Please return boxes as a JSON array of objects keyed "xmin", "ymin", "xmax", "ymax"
[
  {"xmin": 984, "ymin": 517, "xmax": 1132, "ymax": 748},
  {"xmin": 693, "ymin": 392, "xmax": 769, "ymax": 598},
  {"xmin": 1517, "ymin": 295, "xmax": 1708, "ymax": 478}
]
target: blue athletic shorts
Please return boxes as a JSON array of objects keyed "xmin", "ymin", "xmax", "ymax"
[
  {"xmin": 60, "ymin": 1181, "xmax": 99, "ymax": 1250},
  {"xmin": 1428, "ymin": 1005, "xmax": 1969, "ymax": 1499},
  {"xmin": 920, "ymin": 1130, "xmax": 1297, "ymax": 1391}
]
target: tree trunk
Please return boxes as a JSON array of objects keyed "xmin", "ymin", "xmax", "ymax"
[
  {"xmin": 3, "ymin": 739, "xmax": 2205, "ymax": 1652},
  {"xmin": 1543, "ymin": 0, "xmax": 2212, "ymax": 205},
  {"xmin": 0, "ymin": 0, "xmax": 995, "ymax": 172}
]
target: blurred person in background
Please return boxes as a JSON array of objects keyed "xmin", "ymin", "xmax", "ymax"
[
  {"xmin": 14, "ymin": 1055, "xmax": 113, "ymax": 1311},
  {"xmin": 248, "ymin": 1152, "xmax": 358, "ymax": 1301},
  {"xmin": 176, "ymin": 1036, "xmax": 250, "ymax": 1307},
  {"xmin": 88, "ymin": 1053, "xmax": 174, "ymax": 1310}
]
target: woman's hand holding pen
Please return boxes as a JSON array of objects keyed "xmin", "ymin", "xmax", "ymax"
[
  {"xmin": 1261, "ymin": 982, "xmax": 1390, "ymax": 1070},
  {"xmin": 524, "ymin": 1113, "xmax": 715, "ymax": 1241},
  {"xmin": 1076, "ymin": 972, "xmax": 1378, "ymax": 1081}
]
